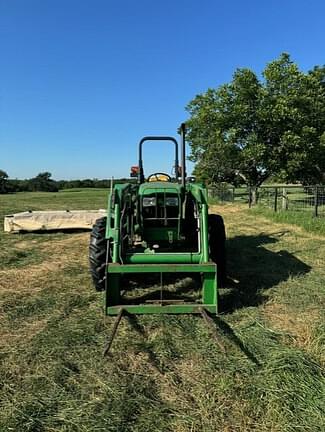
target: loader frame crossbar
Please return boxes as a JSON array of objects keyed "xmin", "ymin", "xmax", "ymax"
[{"xmin": 105, "ymin": 263, "xmax": 218, "ymax": 315}]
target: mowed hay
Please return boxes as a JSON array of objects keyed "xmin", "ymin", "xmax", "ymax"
[
  {"xmin": 0, "ymin": 233, "xmax": 90, "ymax": 350},
  {"xmin": 0, "ymin": 193, "xmax": 324, "ymax": 432},
  {"xmin": 0, "ymin": 233, "xmax": 89, "ymax": 293}
]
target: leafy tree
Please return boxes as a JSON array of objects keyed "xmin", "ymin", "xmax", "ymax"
[
  {"xmin": 186, "ymin": 53, "xmax": 325, "ymax": 196},
  {"xmin": 0, "ymin": 169, "xmax": 9, "ymax": 193},
  {"xmin": 29, "ymin": 172, "xmax": 58, "ymax": 192}
]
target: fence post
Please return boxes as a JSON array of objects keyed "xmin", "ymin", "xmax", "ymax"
[
  {"xmin": 248, "ymin": 186, "xmax": 252, "ymax": 208},
  {"xmin": 314, "ymin": 186, "xmax": 318, "ymax": 217},
  {"xmin": 274, "ymin": 187, "xmax": 278, "ymax": 212},
  {"xmin": 282, "ymin": 187, "xmax": 288, "ymax": 210},
  {"xmin": 232, "ymin": 187, "xmax": 235, "ymax": 202}
]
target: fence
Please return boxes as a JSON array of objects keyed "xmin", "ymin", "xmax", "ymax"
[{"xmin": 208, "ymin": 185, "xmax": 325, "ymax": 217}]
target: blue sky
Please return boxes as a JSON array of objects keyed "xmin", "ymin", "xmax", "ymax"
[{"xmin": 1, "ymin": 0, "xmax": 324, "ymax": 180}]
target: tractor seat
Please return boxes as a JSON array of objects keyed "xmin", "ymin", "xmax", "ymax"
[{"xmin": 147, "ymin": 173, "xmax": 171, "ymax": 182}]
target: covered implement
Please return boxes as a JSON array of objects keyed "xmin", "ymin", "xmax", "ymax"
[{"xmin": 4, "ymin": 210, "xmax": 106, "ymax": 233}]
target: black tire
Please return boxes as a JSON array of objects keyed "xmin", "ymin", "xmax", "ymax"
[
  {"xmin": 89, "ymin": 217, "xmax": 108, "ymax": 291},
  {"xmin": 208, "ymin": 214, "xmax": 226, "ymax": 287}
]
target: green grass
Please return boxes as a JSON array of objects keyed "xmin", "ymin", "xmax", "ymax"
[
  {"xmin": 251, "ymin": 206, "xmax": 325, "ymax": 235},
  {"xmin": 0, "ymin": 188, "xmax": 110, "ymax": 272},
  {"xmin": 0, "ymin": 188, "xmax": 109, "ymax": 217},
  {"xmin": 0, "ymin": 193, "xmax": 324, "ymax": 431}
]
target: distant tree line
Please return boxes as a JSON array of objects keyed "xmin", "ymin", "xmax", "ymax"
[
  {"xmin": 56, "ymin": 178, "xmax": 131, "ymax": 189},
  {"xmin": 0, "ymin": 170, "xmax": 131, "ymax": 194}
]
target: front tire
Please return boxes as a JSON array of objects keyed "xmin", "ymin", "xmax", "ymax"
[{"xmin": 89, "ymin": 217, "xmax": 108, "ymax": 291}]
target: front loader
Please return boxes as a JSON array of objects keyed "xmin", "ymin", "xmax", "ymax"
[{"xmin": 89, "ymin": 124, "xmax": 226, "ymax": 320}]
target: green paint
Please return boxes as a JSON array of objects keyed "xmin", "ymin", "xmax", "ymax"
[
  {"xmin": 125, "ymin": 253, "xmax": 201, "ymax": 264},
  {"xmin": 102, "ymin": 132, "xmax": 222, "ymax": 316},
  {"xmin": 142, "ymin": 226, "xmax": 178, "ymax": 242},
  {"xmin": 105, "ymin": 262, "xmax": 217, "ymax": 315},
  {"xmin": 107, "ymin": 263, "xmax": 216, "ymax": 273},
  {"xmin": 106, "ymin": 304, "xmax": 217, "ymax": 315}
]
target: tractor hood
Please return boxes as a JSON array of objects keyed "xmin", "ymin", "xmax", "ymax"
[{"xmin": 139, "ymin": 182, "xmax": 183, "ymax": 195}]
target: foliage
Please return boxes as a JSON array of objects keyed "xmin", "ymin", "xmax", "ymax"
[
  {"xmin": 28, "ymin": 172, "xmax": 59, "ymax": 192},
  {"xmin": 1, "ymin": 173, "xmax": 132, "ymax": 194},
  {"xmin": 0, "ymin": 169, "xmax": 9, "ymax": 193},
  {"xmin": 186, "ymin": 53, "xmax": 325, "ymax": 187},
  {"xmin": 56, "ymin": 177, "xmax": 132, "ymax": 189}
]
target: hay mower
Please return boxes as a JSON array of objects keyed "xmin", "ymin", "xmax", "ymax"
[{"xmin": 89, "ymin": 124, "xmax": 226, "ymax": 352}]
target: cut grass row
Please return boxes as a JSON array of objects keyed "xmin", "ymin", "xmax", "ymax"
[{"xmin": 0, "ymin": 192, "xmax": 324, "ymax": 431}]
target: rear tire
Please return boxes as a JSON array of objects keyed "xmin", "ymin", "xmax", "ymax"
[
  {"xmin": 208, "ymin": 214, "xmax": 226, "ymax": 287},
  {"xmin": 89, "ymin": 217, "xmax": 108, "ymax": 291}
]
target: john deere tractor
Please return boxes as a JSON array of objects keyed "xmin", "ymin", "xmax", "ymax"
[{"xmin": 89, "ymin": 124, "xmax": 226, "ymax": 316}]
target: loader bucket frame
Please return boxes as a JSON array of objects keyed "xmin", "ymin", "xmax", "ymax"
[{"xmin": 105, "ymin": 263, "xmax": 218, "ymax": 315}]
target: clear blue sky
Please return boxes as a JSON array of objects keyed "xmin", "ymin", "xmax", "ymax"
[{"xmin": 1, "ymin": 0, "xmax": 324, "ymax": 180}]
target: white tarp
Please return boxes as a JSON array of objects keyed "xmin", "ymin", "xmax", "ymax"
[{"xmin": 4, "ymin": 210, "xmax": 106, "ymax": 233}]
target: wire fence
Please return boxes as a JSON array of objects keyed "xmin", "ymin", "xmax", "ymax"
[{"xmin": 208, "ymin": 185, "xmax": 325, "ymax": 217}]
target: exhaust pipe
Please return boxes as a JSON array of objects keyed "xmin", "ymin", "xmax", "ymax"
[{"xmin": 180, "ymin": 123, "xmax": 186, "ymax": 187}]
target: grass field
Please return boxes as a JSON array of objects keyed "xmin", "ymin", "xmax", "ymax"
[
  {"xmin": 251, "ymin": 207, "xmax": 325, "ymax": 236},
  {"xmin": 209, "ymin": 185, "xmax": 325, "ymax": 221},
  {"xmin": 0, "ymin": 190, "xmax": 324, "ymax": 431}
]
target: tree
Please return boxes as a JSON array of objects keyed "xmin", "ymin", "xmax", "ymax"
[
  {"xmin": 185, "ymin": 53, "xmax": 325, "ymax": 196},
  {"xmin": 29, "ymin": 172, "xmax": 58, "ymax": 192},
  {"xmin": 0, "ymin": 169, "xmax": 9, "ymax": 193}
]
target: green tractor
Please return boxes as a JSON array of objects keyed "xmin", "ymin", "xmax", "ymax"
[{"xmin": 89, "ymin": 124, "xmax": 226, "ymax": 317}]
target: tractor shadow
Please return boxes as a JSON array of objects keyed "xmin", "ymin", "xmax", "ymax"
[
  {"xmin": 221, "ymin": 231, "xmax": 311, "ymax": 313},
  {"xmin": 120, "ymin": 231, "xmax": 311, "ymax": 312}
]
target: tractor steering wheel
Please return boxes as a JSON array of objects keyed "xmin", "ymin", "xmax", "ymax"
[{"xmin": 147, "ymin": 172, "xmax": 172, "ymax": 182}]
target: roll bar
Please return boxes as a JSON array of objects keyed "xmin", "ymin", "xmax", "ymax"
[
  {"xmin": 137, "ymin": 125, "xmax": 187, "ymax": 186},
  {"xmin": 138, "ymin": 136, "xmax": 179, "ymax": 184}
]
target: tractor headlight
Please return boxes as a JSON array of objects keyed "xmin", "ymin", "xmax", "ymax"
[
  {"xmin": 143, "ymin": 197, "xmax": 156, "ymax": 207},
  {"xmin": 166, "ymin": 197, "xmax": 178, "ymax": 206}
]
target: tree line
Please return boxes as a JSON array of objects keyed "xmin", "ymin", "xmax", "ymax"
[
  {"xmin": 185, "ymin": 53, "xmax": 325, "ymax": 196},
  {"xmin": 0, "ymin": 171, "xmax": 130, "ymax": 194}
]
